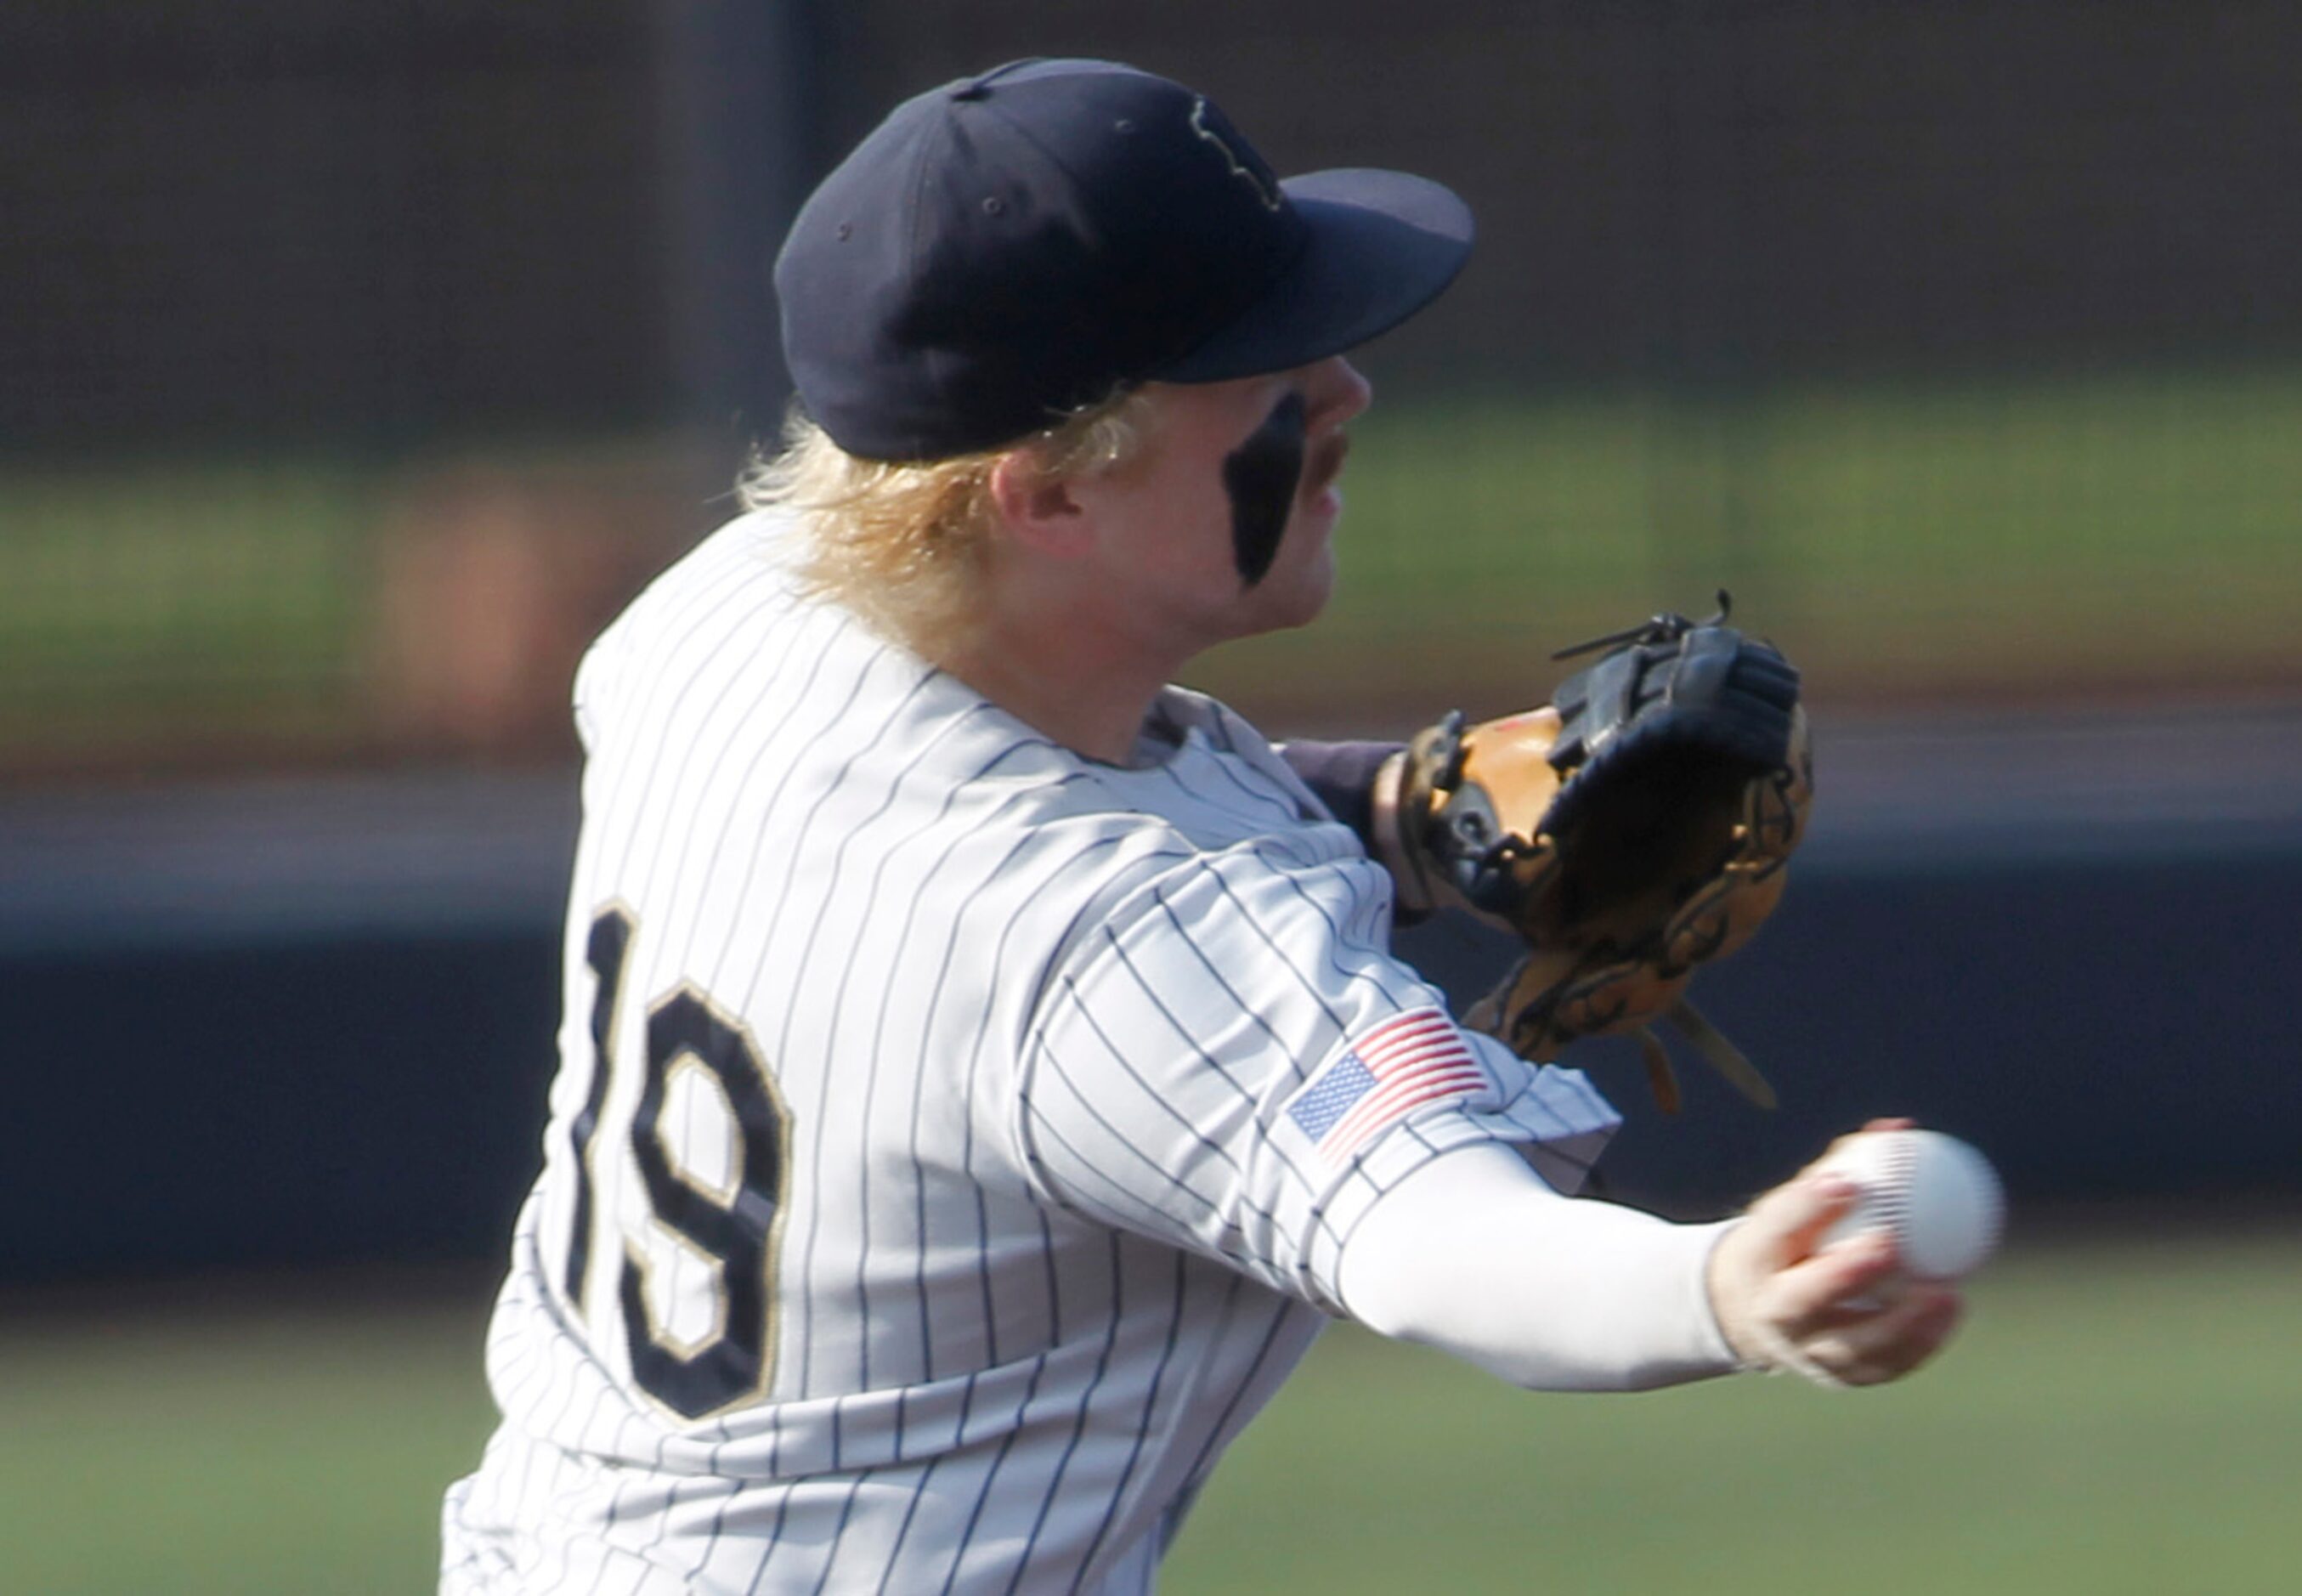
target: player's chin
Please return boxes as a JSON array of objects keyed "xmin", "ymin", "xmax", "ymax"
[{"xmin": 1254, "ymin": 537, "xmax": 1337, "ymax": 631}]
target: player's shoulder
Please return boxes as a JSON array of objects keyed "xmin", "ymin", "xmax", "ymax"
[
  {"xmin": 588, "ymin": 508, "xmax": 803, "ymax": 661},
  {"xmin": 1032, "ymin": 740, "xmax": 1383, "ymax": 966},
  {"xmin": 949, "ymin": 695, "xmax": 1352, "ymax": 927},
  {"xmin": 570, "ymin": 507, "xmax": 870, "ymax": 737}
]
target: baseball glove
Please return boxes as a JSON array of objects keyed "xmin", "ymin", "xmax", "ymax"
[{"xmin": 1386, "ymin": 596, "xmax": 1810, "ymax": 1112}]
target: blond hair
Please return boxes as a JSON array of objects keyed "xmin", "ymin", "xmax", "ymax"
[{"xmin": 738, "ymin": 389, "xmax": 1156, "ymax": 660}]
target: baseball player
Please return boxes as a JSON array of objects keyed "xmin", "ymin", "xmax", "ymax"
[{"xmin": 440, "ymin": 59, "xmax": 1960, "ymax": 1594}]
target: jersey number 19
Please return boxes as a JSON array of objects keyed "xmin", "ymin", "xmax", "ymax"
[{"xmin": 561, "ymin": 906, "xmax": 792, "ymax": 1420}]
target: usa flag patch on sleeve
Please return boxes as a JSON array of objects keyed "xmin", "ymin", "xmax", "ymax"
[{"xmin": 1284, "ymin": 1007, "xmax": 1491, "ymax": 1163}]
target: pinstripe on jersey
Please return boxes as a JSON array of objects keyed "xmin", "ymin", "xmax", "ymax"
[{"xmin": 441, "ymin": 510, "xmax": 1619, "ymax": 1593}]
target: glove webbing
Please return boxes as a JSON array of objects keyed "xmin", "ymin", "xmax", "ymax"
[{"xmin": 1634, "ymin": 998, "xmax": 1778, "ymax": 1115}]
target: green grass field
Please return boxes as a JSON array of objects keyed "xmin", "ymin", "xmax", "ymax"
[
  {"xmin": 7, "ymin": 1227, "xmax": 2298, "ymax": 1594},
  {"xmin": 7, "ymin": 365, "xmax": 2302, "ymax": 762}
]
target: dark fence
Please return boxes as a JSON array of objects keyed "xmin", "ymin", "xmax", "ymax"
[
  {"xmin": 817, "ymin": 1, "xmax": 2302, "ymax": 393},
  {"xmin": 8, "ymin": 3, "xmax": 2302, "ymax": 451},
  {"xmin": 0, "ymin": 0, "xmax": 667, "ymax": 453}
]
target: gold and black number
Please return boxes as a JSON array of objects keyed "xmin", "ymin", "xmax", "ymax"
[
  {"xmin": 563, "ymin": 907, "xmax": 791, "ymax": 1423},
  {"xmin": 619, "ymin": 987, "xmax": 789, "ymax": 1420},
  {"xmin": 563, "ymin": 905, "xmax": 633, "ymax": 1308}
]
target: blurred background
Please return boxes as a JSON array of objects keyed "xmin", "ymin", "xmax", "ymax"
[{"xmin": 4, "ymin": 3, "xmax": 2299, "ymax": 1591}]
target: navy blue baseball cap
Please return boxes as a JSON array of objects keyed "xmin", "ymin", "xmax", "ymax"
[{"xmin": 774, "ymin": 59, "xmax": 1475, "ymax": 461}]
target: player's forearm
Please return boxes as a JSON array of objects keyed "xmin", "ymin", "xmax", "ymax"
[{"xmin": 1337, "ymin": 1142, "xmax": 1740, "ymax": 1391}]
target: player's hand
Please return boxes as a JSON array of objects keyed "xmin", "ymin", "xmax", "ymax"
[{"xmin": 1705, "ymin": 1119, "xmax": 1964, "ymax": 1387}]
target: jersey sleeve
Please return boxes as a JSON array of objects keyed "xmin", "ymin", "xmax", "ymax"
[
  {"xmin": 1011, "ymin": 839, "xmax": 1620, "ymax": 1313},
  {"xmin": 1271, "ymin": 738, "xmax": 1400, "ymax": 846}
]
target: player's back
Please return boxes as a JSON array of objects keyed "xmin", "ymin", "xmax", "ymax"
[{"xmin": 442, "ymin": 512, "xmax": 1337, "ymax": 1593}]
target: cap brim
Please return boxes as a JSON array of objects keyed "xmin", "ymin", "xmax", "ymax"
[{"xmin": 1153, "ymin": 167, "xmax": 1473, "ymax": 383}]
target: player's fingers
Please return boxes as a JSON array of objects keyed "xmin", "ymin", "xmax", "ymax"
[
  {"xmin": 1762, "ymin": 1229, "xmax": 1903, "ymax": 1328},
  {"xmin": 1803, "ymin": 1286, "xmax": 1963, "ymax": 1387},
  {"xmin": 1745, "ymin": 1118, "xmax": 1920, "ymax": 1265},
  {"xmin": 1739, "ymin": 1170, "xmax": 1862, "ymax": 1270}
]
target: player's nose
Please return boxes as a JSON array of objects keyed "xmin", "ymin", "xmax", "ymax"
[{"xmin": 1304, "ymin": 355, "xmax": 1373, "ymax": 431}]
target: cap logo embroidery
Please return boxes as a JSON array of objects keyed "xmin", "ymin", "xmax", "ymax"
[{"xmin": 1190, "ymin": 97, "xmax": 1282, "ymax": 212}]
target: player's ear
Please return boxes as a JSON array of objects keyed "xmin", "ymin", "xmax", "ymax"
[{"xmin": 987, "ymin": 448, "xmax": 1091, "ymax": 557}]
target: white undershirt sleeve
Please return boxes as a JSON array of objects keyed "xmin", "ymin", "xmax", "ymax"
[{"xmin": 1338, "ymin": 1140, "xmax": 1744, "ymax": 1391}]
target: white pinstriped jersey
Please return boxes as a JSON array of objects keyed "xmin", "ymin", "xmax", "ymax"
[{"xmin": 440, "ymin": 510, "xmax": 1620, "ymax": 1594}]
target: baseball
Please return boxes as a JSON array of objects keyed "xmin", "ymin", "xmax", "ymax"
[{"xmin": 1816, "ymin": 1128, "xmax": 2005, "ymax": 1279}]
